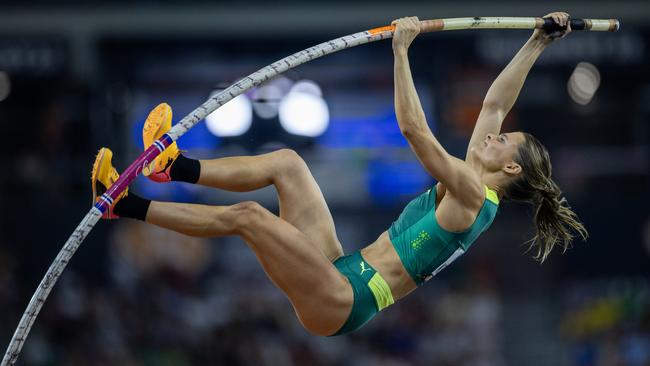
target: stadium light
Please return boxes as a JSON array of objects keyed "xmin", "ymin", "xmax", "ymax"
[
  {"xmin": 205, "ymin": 92, "xmax": 253, "ymax": 137},
  {"xmin": 568, "ymin": 62, "xmax": 601, "ymax": 106},
  {"xmin": 279, "ymin": 80, "xmax": 329, "ymax": 137}
]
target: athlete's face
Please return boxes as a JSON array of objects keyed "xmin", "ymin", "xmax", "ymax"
[{"xmin": 473, "ymin": 132, "xmax": 525, "ymax": 175}]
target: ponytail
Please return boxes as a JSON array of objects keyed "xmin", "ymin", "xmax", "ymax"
[
  {"xmin": 504, "ymin": 133, "xmax": 588, "ymax": 262},
  {"xmin": 530, "ymin": 180, "xmax": 587, "ymax": 262}
]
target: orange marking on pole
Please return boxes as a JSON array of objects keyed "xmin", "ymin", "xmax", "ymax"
[
  {"xmin": 368, "ymin": 25, "xmax": 395, "ymax": 35},
  {"xmin": 420, "ymin": 19, "xmax": 445, "ymax": 32}
]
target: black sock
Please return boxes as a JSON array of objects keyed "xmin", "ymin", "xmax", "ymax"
[
  {"xmin": 113, "ymin": 193, "xmax": 151, "ymax": 221},
  {"xmin": 170, "ymin": 154, "xmax": 201, "ymax": 184}
]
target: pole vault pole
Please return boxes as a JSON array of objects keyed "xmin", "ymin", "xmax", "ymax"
[{"xmin": 2, "ymin": 16, "xmax": 619, "ymax": 366}]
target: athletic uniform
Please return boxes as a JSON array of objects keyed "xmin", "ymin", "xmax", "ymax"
[
  {"xmin": 95, "ymin": 104, "xmax": 502, "ymax": 338},
  {"xmin": 331, "ymin": 185, "xmax": 499, "ymax": 335}
]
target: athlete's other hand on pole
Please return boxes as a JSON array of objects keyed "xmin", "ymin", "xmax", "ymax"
[
  {"xmin": 392, "ymin": 16, "xmax": 421, "ymax": 52},
  {"xmin": 533, "ymin": 11, "xmax": 572, "ymax": 45}
]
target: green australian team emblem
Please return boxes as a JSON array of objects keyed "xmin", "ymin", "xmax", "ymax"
[{"xmin": 411, "ymin": 230, "xmax": 431, "ymax": 250}]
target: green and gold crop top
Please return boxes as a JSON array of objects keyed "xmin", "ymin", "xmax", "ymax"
[{"xmin": 388, "ymin": 185, "xmax": 499, "ymax": 285}]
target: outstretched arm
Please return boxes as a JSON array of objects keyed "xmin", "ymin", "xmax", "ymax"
[
  {"xmin": 393, "ymin": 17, "xmax": 483, "ymax": 203},
  {"xmin": 466, "ymin": 12, "xmax": 572, "ymax": 161}
]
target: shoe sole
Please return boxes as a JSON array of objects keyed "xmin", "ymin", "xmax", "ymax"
[
  {"xmin": 142, "ymin": 103, "xmax": 173, "ymax": 177},
  {"xmin": 143, "ymin": 103, "xmax": 172, "ymax": 149}
]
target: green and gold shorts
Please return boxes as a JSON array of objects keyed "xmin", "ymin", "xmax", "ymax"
[{"xmin": 330, "ymin": 251, "xmax": 394, "ymax": 336}]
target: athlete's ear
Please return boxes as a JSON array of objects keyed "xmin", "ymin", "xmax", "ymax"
[{"xmin": 503, "ymin": 161, "xmax": 522, "ymax": 175}]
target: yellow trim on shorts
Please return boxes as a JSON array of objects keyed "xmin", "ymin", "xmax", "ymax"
[
  {"xmin": 485, "ymin": 186, "xmax": 499, "ymax": 205},
  {"xmin": 367, "ymin": 273, "xmax": 394, "ymax": 311}
]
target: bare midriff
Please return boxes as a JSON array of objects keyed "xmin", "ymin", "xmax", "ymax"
[{"xmin": 360, "ymin": 231, "xmax": 417, "ymax": 301}]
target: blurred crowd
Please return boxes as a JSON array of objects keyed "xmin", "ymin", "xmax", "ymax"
[
  {"xmin": 560, "ymin": 279, "xmax": 650, "ymax": 366},
  {"xmin": 1, "ymin": 219, "xmax": 649, "ymax": 366}
]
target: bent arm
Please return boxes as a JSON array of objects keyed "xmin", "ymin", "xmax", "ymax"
[{"xmin": 466, "ymin": 36, "xmax": 547, "ymax": 160}]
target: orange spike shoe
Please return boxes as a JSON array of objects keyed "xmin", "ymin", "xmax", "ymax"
[
  {"xmin": 91, "ymin": 147, "xmax": 128, "ymax": 219},
  {"xmin": 142, "ymin": 103, "xmax": 180, "ymax": 183}
]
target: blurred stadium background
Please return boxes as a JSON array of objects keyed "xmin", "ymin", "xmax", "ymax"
[{"xmin": 0, "ymin": 1, "xmax": 648, "ymax": 365}]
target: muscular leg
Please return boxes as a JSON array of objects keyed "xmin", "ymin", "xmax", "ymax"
[
  {"xmin": 193, "ymin": 149, "xmax": 344, "ymax": 261},
  {"xmin": 145, "ymin": 200, "xmax": 353, "ymax": 336}
]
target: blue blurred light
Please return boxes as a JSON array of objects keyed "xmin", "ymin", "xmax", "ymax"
[
  {"xmin": 367, "ymin": 159, "xmax": 434, "ymax": 207},
  {"xmin": 317, "ymin": 109, "xmax": 414, "ymax": 148}
]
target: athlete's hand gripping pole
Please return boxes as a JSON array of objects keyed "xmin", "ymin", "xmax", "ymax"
[{"xmin": 368, "ymin": 16, "xmax": 620, "ymax": 35}]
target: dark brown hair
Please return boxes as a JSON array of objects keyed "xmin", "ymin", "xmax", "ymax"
[{"xmin": 503, "ymin": 133, "xmax": 588, "ymax": 262}]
